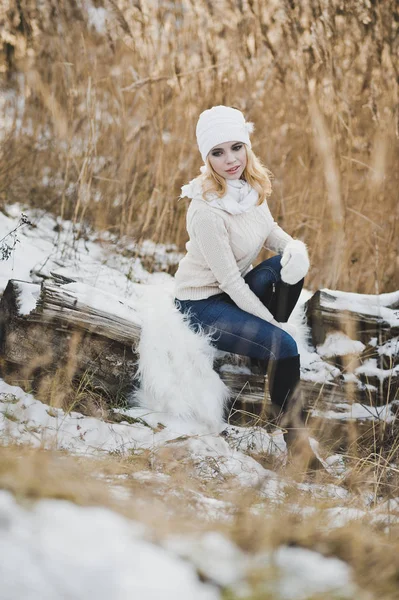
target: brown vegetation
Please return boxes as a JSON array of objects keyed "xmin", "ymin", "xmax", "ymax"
[
  {"xmin": 0, "ymin": 0, "xmax": 398, "ymax": 292},
  {"xmin": 0, "ymin": 5, "xmax": 398, "ymax": 596}
]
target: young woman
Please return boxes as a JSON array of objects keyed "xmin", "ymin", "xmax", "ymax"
[{"xmin": 174, "ymin": 105, "xmax": 311, "ymax": 454}]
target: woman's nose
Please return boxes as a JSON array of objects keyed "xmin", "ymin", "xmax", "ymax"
[{"xmin": 226, "ymin": 153, "xmax": 236, "ymax": 164}]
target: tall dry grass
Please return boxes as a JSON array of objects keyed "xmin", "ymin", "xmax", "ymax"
[
  {"xmin": 0, "ymin": 0, "xmax": 398, "ymax": 292},
  {"xmin": 1, "ymin": 5, "xmax": 398, "ymax": 596},
  {"xmin": 2, "ymin": 440, "xmax": 399, "ymax": 599}
]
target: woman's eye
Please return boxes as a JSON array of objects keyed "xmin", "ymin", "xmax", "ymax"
[
  {"xmin": 211, "ymin": 151, "xmax": 222, "ymax": 157},
  {"xmin": 233, "ymin": 145, "xmax": 242, "ymax": 151}
]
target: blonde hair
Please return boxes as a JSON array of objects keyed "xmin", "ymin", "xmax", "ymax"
[{"xmin": 201, "ymin": 146, "xmax": 273, "ymax": 204}]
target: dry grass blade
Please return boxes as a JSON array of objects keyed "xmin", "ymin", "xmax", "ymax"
[{"xmin": 0, "ymin": 0, "xmax": 397, "ymax": 291}]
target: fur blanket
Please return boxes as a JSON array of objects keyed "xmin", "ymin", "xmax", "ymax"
[{"xmin": 131, "ymin": 284, "xmax": 230, "ymax": 434}]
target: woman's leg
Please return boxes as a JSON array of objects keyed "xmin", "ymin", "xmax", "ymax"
[
  {"xmin": 244, "ymin": 255, "xmax": 304, "ymax": 322},
  {"xmin": 244, "ymin": 255, "xmax": 304, "ymax": 380},
  {"xmin": 176, "ymin": 294, "xmax": 298, "ymax": 362},
  {"xmin": 176, "ymin": 295, "xmax": 301, "ymax": 417},
  {"xmin": 176, "ymin": 296, "xmax": 320, "ymax": 467}
]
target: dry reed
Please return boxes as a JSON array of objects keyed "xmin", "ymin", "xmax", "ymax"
[
  {"xmin": 0, "ymin": 0, "xmax": 397, "ymax": 292},
  {"xmin": 0, "ymin": 3, "xmax": 399, "ymax": 596}
]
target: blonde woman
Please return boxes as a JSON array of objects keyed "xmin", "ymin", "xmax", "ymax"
[{"xmin": 174, "ymin": 106, "xmax": 312, "ymax": 457}]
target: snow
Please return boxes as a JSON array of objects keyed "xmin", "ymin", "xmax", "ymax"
[
  {"xmin": 220, "ymin": 424, "xmax": 286, "ymax": 455},
  {"xmin": 0, "ymin": 379, "xmax": 284, "ymax": 490},
  {"xmin": 321, "ymin": 287, "xmax": 399, "ymax": 327},
  {"xmin": 0, "ymin": 203, "xmax": 397, "ymax": 598},
  {"xmin": 62, "ymin": 281, "xmax": 141, "ymax": 325},
  {"xmin": 132, "ymin": 470, "xmax": 171, "ymax": 483},
  {"xmin": 317, "ymin": 332, "xmax": 365, "ymax": 358},
  {"xmin": 264, "ymin": 545, "xmax": 356, "ymax": 599},
  {"xmin": 15, "ymin": 281, "xmax": 40, "ymax": 315},
  {"xmin": 86, "ymin": 3, "xmax": 108, "ymax": 34},
  {"xmin": 165, "ymin": 532, "xmax": 248, "ymax": 587},
  {"xmin": 298, "ymin": 481, "xmax": 349, "ymax": 500},
  {"xmin": 285, "ymin": 294, "xmax": 346, "ymax": 383},
  {"xmin": 0, "ymin": 490, "xmax": 219, "ymax": 600},
  {"xmin": 0, "ymin": 488, "xmax": 364, "ymax": 600},
  {"xmin": 312, "ymin": 402, "xmax": 395, "ymax": 422},
  {"xmin": 355, "ymin": 358, "xmax": 399, "ymax": 382},
  {"xmin": 300, "ymin": 356, "xmax": 341, "ymax": 383},
  {"xmin": 323, "ymin": 505, "xmax": 399, "ymax": 528},
  {"xmin": 378, "ymin": 337, "xmax": 399, "ymax": 358},
  {"xmin": 219, "ymin": 363, "xmax": 252, "ymax": 375},
  {"xmin": 166, "ymin": 533, "xmax": 358, "ymax": 599},
  {"xmin": 324, "ymin": 506, "xmax": 367, "ymax": 528},
  {"xmin": 0, "ymin": 207, "xmax": 171, "ymax": 301}
]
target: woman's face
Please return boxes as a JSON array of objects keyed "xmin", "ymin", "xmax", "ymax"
[{"xmin": 207, "ymin": 141, "xmax": 247, "ymax": 180}]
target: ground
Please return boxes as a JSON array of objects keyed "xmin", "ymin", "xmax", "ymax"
[{"xmin": 0, "ymin": 206, "xmax": 398, "ymax": 600}]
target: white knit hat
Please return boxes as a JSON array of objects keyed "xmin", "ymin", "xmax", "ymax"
[{"xmin": 196, "ymin": 105, "xmax": 254, "ymax": 162}]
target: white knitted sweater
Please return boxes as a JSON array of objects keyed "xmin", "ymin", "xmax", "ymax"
[{"xmin": 174, "ymin": 193, "xmax": 293, "ymax": 323}]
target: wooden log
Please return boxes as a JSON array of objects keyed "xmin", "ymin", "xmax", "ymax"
[
  {"xmin": 305, "ymin": 289, "xmax": 398, "ymax": 407},
  {"xmin": 0, "ymin": 279, "xmax": 138, "ymax": 400},
  {"xmin": 218, "ymin": 370, "xmax": 349, "ymax": 426},
  {"xmin": 306, "ymin": 289, "xmax": 398, "ymax": 346},
  {"xmin": 0, "ymin": 279, "xmax": 397, "ymax": 424}
]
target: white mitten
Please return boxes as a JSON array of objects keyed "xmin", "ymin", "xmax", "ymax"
[{"xmin": 280, "ymin": 240, "xmax": 310, "ymax": 285}]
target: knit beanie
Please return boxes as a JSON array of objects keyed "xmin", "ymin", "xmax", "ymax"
[{"xmin": 196, "ymin": 105, "xmax": 254, "ymax": 162}]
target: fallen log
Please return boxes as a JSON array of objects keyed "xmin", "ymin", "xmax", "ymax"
[
  {"xmin": 306, "ymin": 289, "xmax": 399, "ymax": 346},
  {"xmin": 0, "ymin": 278, "xmax": 398, "ymax": 424},
  {"xmin": 0, "ymin": 278, "xmax": 139, "ymax": 401},
  {"xmin": 304, "ymin": 288, "xmax": 399, "ymax": 409}
]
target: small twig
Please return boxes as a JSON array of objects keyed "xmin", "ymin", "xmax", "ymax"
[{"xmin": 0, "ymin": 214, "xmax": 33, "ymax": 261}]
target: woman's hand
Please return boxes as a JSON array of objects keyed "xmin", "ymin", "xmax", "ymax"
[{"xmin": 280, "ymin": 240, "xmax": 309, "ymax": 285}]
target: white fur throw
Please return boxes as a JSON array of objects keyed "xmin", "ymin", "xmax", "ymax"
[{"xmin": 132, "ymin": 286, "xmax": 229, "ymax": 434}]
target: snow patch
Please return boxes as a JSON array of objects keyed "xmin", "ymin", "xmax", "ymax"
[
  {"xmin": 313, "ymin": 402, "xmax": 395, "ymax": 422},
  {"xmin": 0, "ymin": 491, "xmax": 218, "ymax": 600},
  {"xmin": 86, "ymin": 3, "xmax": 108, "ymax": 34},
  {"xmin": 317, "ymin": 332, "xmax": 365, "ymax": 358},
  {"xmin": 321, "ymin": 288, "xmax": 399, "ymax": 327},
  {"xmin": 262, "ymin": 545, "xmax": 356, "ymax": 599},
  {"xmin": 14, "ymin": 281, "xmax": 40, "ymax": 315},
  {"xmin": 355, "ymin": 358, "xmax": 399, "ymax": 382},
  {"xmin": 377, "ymin": 337, "xmax": 399, "ymax": 358}
]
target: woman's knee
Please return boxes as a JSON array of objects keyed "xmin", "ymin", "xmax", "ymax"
[
  {"xmin": 268, "ymin": 254, "xmax": 283, "ymax": 273},
  {"xmin": 246, "ymin": 255, "xmax": 282, "ymax": 290},
  {"xmin": 265, "ymin": 330, "xmax": 298, "ymax": 360},
  {"xmin": 280, "ymin": 334, "xmax": 298, "ymax": 359},
  {"xmin": 258, "ymin": 255, "xmax": 282, "ymax": 281}
]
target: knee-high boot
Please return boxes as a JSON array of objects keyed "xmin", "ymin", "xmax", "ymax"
[
  {"xmin": 268, "ymin": 279, "xmax": 304, "ymax": 323},
  {"xmin": 266, "ymin": 354, "xmax": 305, "ymax": 428},
  {"xmin": 266, "ymin": 355, "xmax": 324, "ymax": 470}
]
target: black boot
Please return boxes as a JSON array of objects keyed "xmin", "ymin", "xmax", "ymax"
[
  {"xmin": 267, "ymin": 354, "xmax": 303, "ymax": 419},
  {"xmin": 268, "ymin": 279, "xmax": 304, "ymax": 323},
  {"xmin": 249, "ymin": 278, "xmax": 303, "ymax": 377},
  {"xmin": 267, "ymin": 355, "xmax": 324, "ymax": 471}
]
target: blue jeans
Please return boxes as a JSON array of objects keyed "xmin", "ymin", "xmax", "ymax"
[{"xmin": 175, "ymin": 255, "xmax": 303, "ymax": 362}]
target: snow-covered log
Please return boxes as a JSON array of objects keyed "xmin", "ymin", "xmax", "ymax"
[
  {"xmin": 0, "ymin": 278, "xmax": 139, "ymax": 398},
  {"xmin": 306, "ymin": 289, "xmax": 399, "ymax": 346},
  {"xmin": 0, "ymin": 278, "xmax": 398, "ymax": 423}
]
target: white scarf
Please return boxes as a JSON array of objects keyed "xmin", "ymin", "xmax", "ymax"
[{"xmin": 181, "ymin": 176, "xmax": 259, "ymax": 215}]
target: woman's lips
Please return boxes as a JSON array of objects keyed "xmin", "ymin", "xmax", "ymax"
[{"xmin": 226, "ymin": 165, "xmax": 240, "ymax": 173}]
